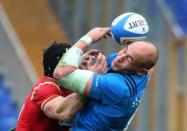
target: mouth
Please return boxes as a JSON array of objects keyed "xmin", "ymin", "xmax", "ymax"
[{"xmin": 116, "ymin": 60, "xmax": 121, "ymax": 63}]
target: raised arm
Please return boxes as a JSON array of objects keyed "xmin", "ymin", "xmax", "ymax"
[
  {"xmin": 53, "ymin": 27, "xmax": 110, "ymax": 95},
  {"xmin": 43, "ymin": 48, "xmax": 108, "ymax": 121}
]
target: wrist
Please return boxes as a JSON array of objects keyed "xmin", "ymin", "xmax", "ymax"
[{"xmin": 80, "ymin": 35, "xmax": 93, "ymax": 45}]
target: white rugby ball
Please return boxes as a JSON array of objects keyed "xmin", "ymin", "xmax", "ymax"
[{"xmin": 111, "ymin": 12, "xmax": 149, "ymax": 44}]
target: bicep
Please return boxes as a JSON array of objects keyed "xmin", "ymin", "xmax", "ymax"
[
  {"xmin": 42, "ymin": 96, "xmax": 66, "ymax": 120},
  {"xmin": 42, "ymin": 93, "xmax": 85, "ymax": 121}
]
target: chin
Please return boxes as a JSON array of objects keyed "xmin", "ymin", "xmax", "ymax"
[
  {"xmin": 112, "ymin": 66, "xmax": 121, "ymax": 71},
  {"xmin": 111, "ymin": 63, "xmax": 117, "ymax": 71}
]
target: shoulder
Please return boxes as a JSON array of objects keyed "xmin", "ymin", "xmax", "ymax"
[
  {"xmin": 33, "ymin": 76, "xmax": 61, "ymax": 94},
  {"xmin": 93, "ymin": 73, "xmax": 131, "ymax": 97},
  {"xmin": 34, "ymin": 81, "xmax": 60, "ymax": 93},
  {"xmin": 31, "ymin": 81, "xmax": 61, "ymax": 102},
  {"xmin": 123, "ymin": 74, "xmax": 149, "ymax": 97},
  {"xmin": 94, "ymin": 72, "xmax": 123, "ymax": 82}
]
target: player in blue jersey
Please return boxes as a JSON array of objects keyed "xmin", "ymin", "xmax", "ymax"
[{"xmin": 53, "ymin": 27, "xmax": 159, "ymax": 130}]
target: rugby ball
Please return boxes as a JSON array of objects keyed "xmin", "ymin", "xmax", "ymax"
[{"xmin": 111, "ymin": 12, "xmax": 149, "ymax": 44}]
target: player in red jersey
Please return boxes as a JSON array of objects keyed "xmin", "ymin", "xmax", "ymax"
[{"xmin": 16, "ymin": 41, "xmax": 107, "ymax": 131}]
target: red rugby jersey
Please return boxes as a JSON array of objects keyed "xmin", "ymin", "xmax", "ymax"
[{"xmin": 17, "ymin": 76, "xmax": 72, "ymax": 131}]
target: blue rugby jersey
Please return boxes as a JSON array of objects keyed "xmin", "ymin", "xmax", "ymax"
[{"xmin": 71, "ymin": 53, "xmax": 149, "ymax": 131}]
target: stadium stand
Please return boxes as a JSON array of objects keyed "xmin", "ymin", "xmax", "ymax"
[
  {"xmin": 0, "ymin": 72, "xmax": 18, "ymax": 131},
  {"xmin": 0, "ymin": 1, "xmax": 66, "ymax": 130},
  {"xmin": 0, "ymin": 3, "xmax": 37, "ymax": 130}
]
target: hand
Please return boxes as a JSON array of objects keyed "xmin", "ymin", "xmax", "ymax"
[
  {"xmin": 80, "ymin": 49, "xmax": 101, "ymax": 69},
  {"xmin": 86, "ymin": 53, "xmax": 108, "ymax": 74},
  {"xmin": 86, "ymin": 27, "xmax": 111, "ymax": 43}
]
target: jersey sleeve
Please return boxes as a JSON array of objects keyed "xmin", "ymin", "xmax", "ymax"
[
  {"xmin": 88, "ymin": 73, "xmax": 131, "ymax": 104},
  {"xmin": 31, "ymin": 83, "xmax": 61, "ymax": 107}
]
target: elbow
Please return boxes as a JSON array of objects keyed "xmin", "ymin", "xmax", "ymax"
[
  {"xmin": 53, "ymin": 67, "xmax": 63, "ymax": 79},
  {"xmin": 53, "ymin": 65, "xmax": 76, "ymax": 80},
  {"xmin": 53, "ymin": 66, "xmax": 76, "ymax": 79}
]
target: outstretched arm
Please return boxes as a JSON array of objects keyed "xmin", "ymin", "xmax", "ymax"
[{"xmin": 53, "ymin": 27, "xmax": 110, "ymax": 95}]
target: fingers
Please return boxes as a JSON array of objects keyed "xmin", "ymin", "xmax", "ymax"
[
  {"xmin": 87, "ymin": 49, "xmax": 101, "ymax": 56},
  {"xmin": 87, "ymin": 27, "xmax": 111, "ymax": 42},
  {"xmin": 104, "ymin": 31, "xmax": 112, "ymax": 39},
  {"xmin": 81, "ymin": 55, "xmax": 90, "ymax": 61},
  {"xmin": 80, "ymin": 53, "xmax": 95, "ymax": 69},
  {"xmin": 101, "ymin": 27, "xmax": 111, "ymax": 39},
  {"xmin": 91, "ymin": 53, "xmax": 108, "ymax": 73},
  {"xmin": 81, "ymin": 49, "xmax": 102, "ymax": 69},
  {"xmin": 82, "ymin": 49, "xmax": 101, "ymax": 61},
  {"xmin": 100, "ymin": 54, "xmax": 106, "ymax": 67},
  {"xmin": 87, "ymin": 56, "xmax": 94, "ymax": 67},
  {"xmin": 84, "ymin": 52, "xmax": 107, "ymax": 74},
  {"xmin": 100, "ymin": 27, "xmax": 110, "ymax": 34},
  {"xmin": 94, "ymin": 53, "xmax": 103, "ymax": 65},
  {"xmin": 107, "ymin": 31, "xmax": 112, "ymax": 37},
  {"xmin": 81, "ymin": 55, "xmax": 95, "ymax": 68},
  {"xmin": 100, "ymin": 54, "xmax": 108, "ymax": 73},
  {"xmin": 102, "ymin": 57, "xmax": 108, "ymax": 73}
]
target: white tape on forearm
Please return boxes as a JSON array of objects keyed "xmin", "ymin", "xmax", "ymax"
[
  {"xmin": 58, "ymin": 47, "xmax": 83, "ymax": 68},
  {"xmin": 57, "ymin": 69, "xmax": 93, "ymax": 95},
  {"xmin": 80, "ymin": 35, "xmax": 93, "ymax": 45}
]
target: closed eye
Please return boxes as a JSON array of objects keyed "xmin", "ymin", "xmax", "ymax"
[{"xmin": 126, "ymin": 55, "xmax": 133, "ymax": 62}]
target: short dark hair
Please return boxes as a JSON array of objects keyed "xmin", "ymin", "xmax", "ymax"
[
  {"xmin": 42, "ymin": 41, "xmax": 71, "ymax": 77},
  {"xmin": 138, "ymin": 46, "xmax": 159, "ymax": 70},
  {"xmin": 138, "ymin": 58, "xmax": 157, "ymax": 70}
]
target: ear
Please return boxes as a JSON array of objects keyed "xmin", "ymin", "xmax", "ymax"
[
  {"xmin": 137, "ymin": 68, "xmax": 148, "ymax": 75},
  {"xmin": 147, "ymin": 67, "xmax": 154, "ymax": 76}
]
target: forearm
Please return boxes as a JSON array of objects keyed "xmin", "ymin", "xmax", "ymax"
[
  {"xmin": 53, "ymin": 36, "xmax": 92, "ymax": 78},
  {"xmin": 73, "ymin": 38, "xmax": 91, "ymax": 53},
  {"xmin": 53, "ymin": 27, "xmax": 110, "ymax": 94},
  {"xmin": 54, "ymin": 27, "xmax": 110, "ymax": 77},
  {"xmin": 53, "ymin": 38, "xmax": 94, "ymax": 95}
]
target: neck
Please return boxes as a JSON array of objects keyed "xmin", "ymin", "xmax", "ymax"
[
  {"xmin": 111, "ymin": 67, "xmax": 147, "ymax": 76},
  {"xmin": 111, "ymin": 68, "xmax": 136, "ymax": 75},
  {"xmin": 136, "ymin": 72, "xmax": 147, "ymax": 76}
]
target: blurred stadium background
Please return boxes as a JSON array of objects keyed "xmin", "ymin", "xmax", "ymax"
[{"xmin": 0, "ymin": 0, "xmax": 186, "ymax": 131}]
